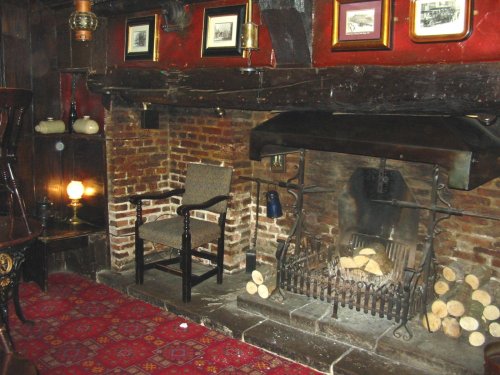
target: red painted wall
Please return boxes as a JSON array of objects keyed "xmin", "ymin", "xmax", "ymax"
[
  {"xmin": 313, "ymin": 0, "xmax": 500, "ymax": 66},
  {"xmin": 107, "ymin": 0, "xmax": 499, "ymax": 69},
  {"xmin": 107, "ymin": 1, "xmax": 274, "ymax": 69}
]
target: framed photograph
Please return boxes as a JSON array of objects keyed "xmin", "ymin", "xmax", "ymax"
[
  {"xmin": 332, "ymin": 0, "xmax": 392, "ymax": 51},
  {"xmin": 125, "ymin": 15, "xmax": 159, "ymax": 61},
  {"xmin": 410, "ymin": 0, "xmax": 472, "ymax": 43},
  {"xmin": 202, "ymin": 5, "xmax": 246, "ymax": 57}
]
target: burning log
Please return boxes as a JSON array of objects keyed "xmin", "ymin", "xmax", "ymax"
[
  {"xmin": 459, "ymin": 301, "xmax": 484, "ymax": 331},
  {"xmin": 442, "ymin": 261, "xmax": 465, "ymax": 282},
  {"xmin": 441, "ymin": 316, "xmax": 461, "ymax": 339},
  {"xmin": 464, "ymin": 265, "xmax": 492, "ymax": 290},
  {"xmin": 442, "ymin": 282, "xmax": 472, "ymax": 317}
]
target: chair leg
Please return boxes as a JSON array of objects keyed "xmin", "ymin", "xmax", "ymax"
[
  {"xmin": 216, "ymin": 235, "xmax": 224, "ymax": 284},
  {"xmin": 135, "ymin": 236, "xmax": 144, "ymax": 285},
  {"xmin": 181, "ymin": 234, "xmax": 192, "ymax": 303}
]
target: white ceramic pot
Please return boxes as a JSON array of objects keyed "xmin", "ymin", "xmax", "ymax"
[
  {"xmin": 72, "ymin": 115, "xmax": 99, "ymax": 134},
  {"xmin": 35, "ymin": 117, "xmax": 66, "ymax": 134}
]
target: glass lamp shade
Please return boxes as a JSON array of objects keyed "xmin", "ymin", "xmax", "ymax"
[
  {"xmin": 67, "ymin": 181, "xmax": 85, "ymax": 200},
  {"xmin": 69, "ymin": 0, "xmax": 98, "ymax": 41}
]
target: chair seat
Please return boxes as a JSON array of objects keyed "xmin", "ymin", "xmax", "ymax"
[{"xmin": 139, "ymin": 216, "xmax": 221, "ymax": 250}]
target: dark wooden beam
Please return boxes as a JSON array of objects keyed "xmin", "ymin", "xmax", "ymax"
[{"xmin": 88, "ymin": 62, "xmax": 500, "ymax": 116}]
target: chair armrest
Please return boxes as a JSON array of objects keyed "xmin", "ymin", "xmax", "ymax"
[
  {"xmin": 129, "ymin": 188, "xmax": 185, "ymax": 205},
  {"xmin": 176, "ymin": 195, "xmax": 230, "ymax": 216}
]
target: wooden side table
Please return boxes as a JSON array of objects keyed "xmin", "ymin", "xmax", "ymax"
[{"xmin": 23, "ymin": 221, "xmax": 103, "ymax": 292}]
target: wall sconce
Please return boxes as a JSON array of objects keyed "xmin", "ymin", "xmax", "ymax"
[
  {"xmin": 240, "ymin": 0, "xmax": 259, "ymax": 74},
  {"xmin": 69, "ymin": 0, "xmax": 98, "ymax": 42},
  {"xmin": 67, "ymin": 180, "xmax": 84, "ymax": 224}
]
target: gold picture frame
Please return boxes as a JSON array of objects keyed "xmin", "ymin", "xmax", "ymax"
[
  {"xmin": 409, "ymin": 0, "xmax": 472, "ymax": 43},
  {"xmin": 202, "ymin": 5, "xmax": 246, "ymax": 57},
  {"xmin": 332, "ymin": 0, "xmax": 392, "ymax": 51},
  {"xmin": 125, "ymin": 15, "xmax": 159, "ymax": 61}
]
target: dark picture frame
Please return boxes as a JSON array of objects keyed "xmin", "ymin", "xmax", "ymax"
[
  {"xmin": 202, "ymin": 5, "xmax": 246, "ymax": 57},
  {"xmin": 125, "ymin": 15, "xmax": 159, "ymax": 61},
  {"xmin": 409, "ymin": 0, "xmax": 472, "ymax": 43},
  {"xmin": 332, "ymin": 0, "xmax": 392, "ymax": 51}
]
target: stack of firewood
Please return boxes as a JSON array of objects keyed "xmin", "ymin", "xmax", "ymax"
[
  {"xmin": 339, "ymin": 244, "xmax": 394, "ymax": 276},
  {"xmin": 246, "ymin": 269, "xmax": 276, "ymax": 299},
  {"xmin": 423, "ymin": 261, "xmax": 499, "ymax": 347}
]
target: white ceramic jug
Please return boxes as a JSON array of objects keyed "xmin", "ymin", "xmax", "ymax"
[
  {"xmin": 35, "ymin": 117, "xmax": 66, "ymax": 134},
  {"xmin": 72, "ymin": 115, "xmax": 99, "ymax": 134}
]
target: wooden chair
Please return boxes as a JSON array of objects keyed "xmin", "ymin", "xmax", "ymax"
[{"xmin": 129, "ymin": 163, "xmax": 232, "ymax": 302}]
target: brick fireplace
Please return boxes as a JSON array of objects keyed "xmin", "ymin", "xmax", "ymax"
[{"xmin": 104, "ymin": 104, "xmax": 499, "ymax": 281}]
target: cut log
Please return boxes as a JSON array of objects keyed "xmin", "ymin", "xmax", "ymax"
[
  {"xmin": 441, "ymin": 317, "xmax": 461, "ymax": 339},
  {"xmin": 251, "ymin": 270, "xmax": 264, "ymax": 285},
  {"xmin": 246, "ymin": 281, "xmax": 258, "ymax": 295},
  {"xmin": 442, "ymin": 261, "xmax": 465, "ymax": 282},
  {"xmin": 358, "ymin": 247, "xmax": 377, "ymax": 256},
  {"xmin": 471, "ymin": 280, "xmax": 499, "ymax": 307},
  {"xmin": 363, "ymin": 252, "xmax": 393, "ymax": 276},
  {"xmin": 422, "ymin": 311, "xmax": 442, "ymax": 332},
  {"xmin": 483, "ymin": 305, "xmax": 500, "ymax": 321},
  {"xmin": 431, "ymin": 299, "xmax": 448, "ymax": 319},
  {"xmin": 443, "ymin": 282, "xmax": 472, "ymax": 317},
  {"xmin": 257, "ymin": 280, "xmax": 276, "ymax": 299},
  {"xmin": 468, "ymin": 331, "xmax": 486, "ymax": 347},
  {"xmin": 472, "ymin": 289, "xmax": 492, "ymax": 307},
  {"xmin": 365, "ymin": 242, "xmax": 386, "ymax": 253},
  {"xmin": 464, "ymin": 265, "xmax": 492, "ymax": 290},
  {"xmin": 339, "ymin": 256, "xmax": 358, "ymax": 269},
  {"xmin": 489, "ymin": 321, "xmax": 500, "ymax": 337},
  {"xmin": 353, "ymin": 255, "xmax": 370, "ymax": 268},
  {"xmin": 459, "ymin": 301, "xmax": 484, "ymax": 331},
  {"xmin": 434, "ymin": 279, "xmax": 450, "ymax": 296}
]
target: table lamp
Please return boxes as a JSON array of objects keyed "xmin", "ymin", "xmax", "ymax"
[{"xmin": 67, "ymin": 180, "xmax": 84, "ymax": 224}]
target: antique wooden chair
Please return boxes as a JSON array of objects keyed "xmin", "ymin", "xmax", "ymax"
[{"xmin": 129, "ymin": 163, "xmax": 232, "ymax": 302}]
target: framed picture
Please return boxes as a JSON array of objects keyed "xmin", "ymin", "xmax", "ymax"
[
  {"xmin": 125, "ymin": 15, "xmax": 159, "ymax": 61},
  {"xmin": 409, "ymin": 0, "xmax": 472, "ymax": 43},
  {"xmin": 332, "ymin": 0, "xmax": 392, "ymax": 51},
  {"xmin": 202, "ymin": 5, "xmax": 246, "ymax": 57}
]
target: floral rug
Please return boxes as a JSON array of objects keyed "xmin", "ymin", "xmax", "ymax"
[{"xmin": 9, "ymin": 273, "xmax": 321, "ymax": 374}]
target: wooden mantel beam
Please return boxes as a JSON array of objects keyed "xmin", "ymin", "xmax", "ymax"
[{"xmin": 87, "ymin": 62, "xmax": 500, "ymax": 116}]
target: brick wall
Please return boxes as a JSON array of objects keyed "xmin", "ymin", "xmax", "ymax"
[{"xmin": 104, "ymin": 104, "xmax": 500, "ymax": 276}]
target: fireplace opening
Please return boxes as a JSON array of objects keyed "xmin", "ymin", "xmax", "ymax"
[
  {"xmin": 270, "ymin": 151, "xmax": 427, "ymax": 339},
  {"xmin": 248, "ymin": 111, "xmax": 499, "ymax": 340}
]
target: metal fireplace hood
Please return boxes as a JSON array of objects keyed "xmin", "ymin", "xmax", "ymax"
[{"xmin": 249, "ymin": 112, "xmax": 500, "ymax": 190}]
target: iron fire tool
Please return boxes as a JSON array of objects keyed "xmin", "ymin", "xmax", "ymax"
[{"xmin": 246, "ymin": 179, "xmax": 260, "ymax": 273}]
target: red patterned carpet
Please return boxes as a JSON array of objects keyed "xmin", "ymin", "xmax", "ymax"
[{"xmin": 9, "ymin": 273, "xmax": 321, "ymax": 374}]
